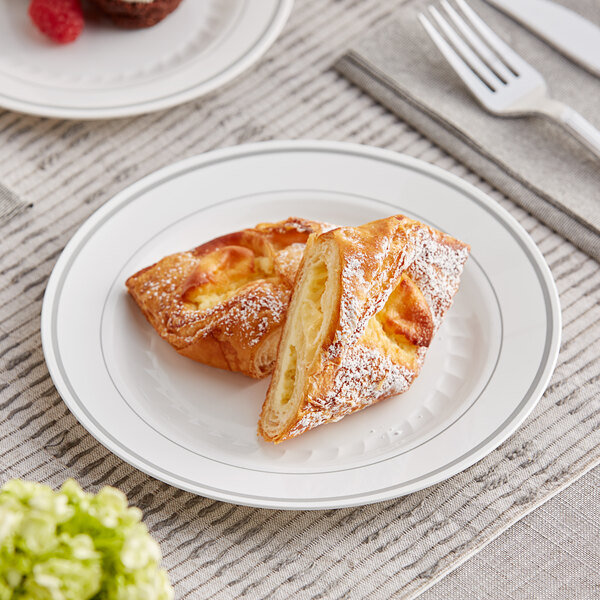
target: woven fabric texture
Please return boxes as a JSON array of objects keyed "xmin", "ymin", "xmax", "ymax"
[
  {"xmin": 421, "ymin": 465, "xmax": 600, "ymax": 600},
  {"xmin": 0, "ymin": 1, "xmax": 599, "ymax": 598}
]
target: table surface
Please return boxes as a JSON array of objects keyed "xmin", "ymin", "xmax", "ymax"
[{"xmin": 0, "ymin": 1, "xmax": 598, "ymax": 598}]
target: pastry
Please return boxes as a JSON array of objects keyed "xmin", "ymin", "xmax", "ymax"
[
  {"xmin": 259, "ymin": 215, "xmax": 470, "ymax": 442},
  {"xmin": 89, "ymin": 0, "xmax": 184, "ymax": 29},
  {"xmin": 126, "ymin": 218, "xmax": 331, "ymax": 379}
]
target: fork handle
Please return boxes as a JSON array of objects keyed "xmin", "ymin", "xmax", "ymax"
[{"xmin": 537, "ymin": 99, "xmax": 600, "ymax": 160}]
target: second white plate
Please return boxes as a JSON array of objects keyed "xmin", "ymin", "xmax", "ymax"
[
  {"xmin": 0, "ymin": 0, "xmax": 292, "ymax": 119},
  {"xmin": 41, "ymin": 141, "xmax": 561, "ymax": 509}
]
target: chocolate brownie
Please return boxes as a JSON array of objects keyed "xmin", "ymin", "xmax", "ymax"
[{"xmin": 89, "ymin": 0, "xmax": 184, "ymax": 29}]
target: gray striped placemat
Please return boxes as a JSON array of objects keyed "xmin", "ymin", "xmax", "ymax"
[{"xmin": 0, "ymin": 1, "xmax": 598, "ymax": 598}]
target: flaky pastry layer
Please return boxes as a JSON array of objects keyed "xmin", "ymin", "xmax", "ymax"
[
  {"xmin": 259, "ymin": 215, "xmax": 470, "ymax": 442},
  {"xmin": 126, "ymin": 218, "xmax": 331, "ymax": 379}
]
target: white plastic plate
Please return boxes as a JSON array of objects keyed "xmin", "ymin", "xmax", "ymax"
[
  {"xmin": 0, "ymin": 0, "xmax": 293, "ymax": 119},
  {"xmin": 41, "ymin": 141, "xmax": 561, "ymax": 509}
]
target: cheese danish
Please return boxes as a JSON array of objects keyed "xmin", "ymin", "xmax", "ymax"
[
  {"xmin": 126, "ymin": 218, "xmax": 331, "ymax": 379},
  {"xmin": 259, "ymin": 215, "xmax": 470, "ymax": 442}
]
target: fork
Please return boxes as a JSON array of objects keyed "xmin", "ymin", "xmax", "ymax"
[{"xmin": 419, "ymin": 0, "xmax": 600, "ymax": 160}]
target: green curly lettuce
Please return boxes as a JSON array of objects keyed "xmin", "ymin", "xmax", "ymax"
[{"xmin": 0, "ymin": 479, "xmax": 173, "ymax": 600}]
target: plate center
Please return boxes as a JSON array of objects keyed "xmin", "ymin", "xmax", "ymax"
[{"xmin": 100, "ymin": 191, "xmax": 502, "ymax": 474}]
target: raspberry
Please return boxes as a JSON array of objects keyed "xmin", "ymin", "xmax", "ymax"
[{"xmin": 29, "ymin": 0, "xmax": 84, "ymax": 44}]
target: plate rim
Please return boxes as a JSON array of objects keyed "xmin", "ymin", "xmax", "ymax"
[
  {"xmin": 0, "ymin": 0, "xmax": 293, "ymax": 120},
  {"xmin": 41, "ymin": 140, "xmax": 562, "ymax": 509}
]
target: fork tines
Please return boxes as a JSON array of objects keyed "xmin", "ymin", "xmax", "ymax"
[{"xmin": 418, "ymin": 0, "xmax": 527, "ymax": 94}]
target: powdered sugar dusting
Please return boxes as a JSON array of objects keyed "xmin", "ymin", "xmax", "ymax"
[
  {"xmin": 406, "ymin": 225, "xmax": 470, "ymax": 331},
  {"xmin": 329, "ymin": 222, "xmax": 415, "ymax": 358},
  {"xmin": 280, "ymin": 216, "xmax": 470, "ymax": 441},
  {"xmin": 134, "ymin": 264, "xmax": 289, "ymax": 350},
  {"xmin": 212, "ymin": 284, "xmax": 288, "ymax": 347},
  {"xmin": 288, "ymin": 343, "xmax": 418, "ymax": 438},
  {"xmin": 127, "ymin": 218, "xmax": 330, "ymax": 377},
  {"xmin": 334, "ymin": 252, "xmax": 368, "ymax": 351}
]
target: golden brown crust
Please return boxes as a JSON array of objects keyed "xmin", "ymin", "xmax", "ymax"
[
  {"xmin": 259, "ymin": 215, "xmax": 470, "ymax": 442},
  {"xmin": 126, "ymin": 218, "xmax": 331, "ymax": 379}
]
